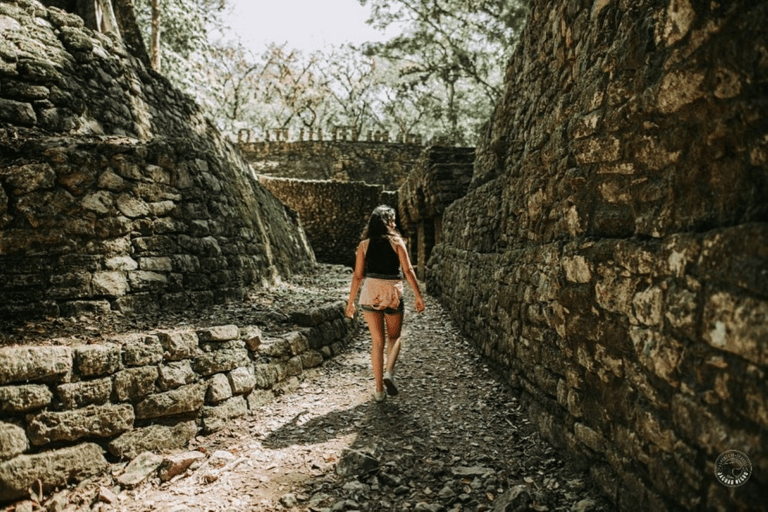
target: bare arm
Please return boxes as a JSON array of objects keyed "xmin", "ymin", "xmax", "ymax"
[
  {"xmin": 395, "ymin": 239, "xmax": 425, "ymax": 313},
  {"xmin": 346, "ymin": 241, "xmax": 366, "ymax": 318}
]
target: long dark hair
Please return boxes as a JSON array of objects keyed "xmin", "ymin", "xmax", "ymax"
[{"xmin": 361, "ymin": 205, "xmax": 401, "ymax": 241}]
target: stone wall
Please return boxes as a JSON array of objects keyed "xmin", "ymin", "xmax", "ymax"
[
  {"xmin": 397, "ymin": 146, "xmax": 475, "ymax": 278},
  {"xmin": 239, "ymin": 141, "xmax": 424, "ymax": 191},
  {"xmin": 0, "ymin": 0, "xmax": 315, "ymax": 319},
  {"xmin": 427, "ymin": 1, "xmax": 767, "ymax": 511},
  {"xmin": 259, "ymin": 177, "xmax": 398, "ymax": 267},
  {"xmin": 0, "ymin": 301, "xmax": 356, "ymax": 503}
]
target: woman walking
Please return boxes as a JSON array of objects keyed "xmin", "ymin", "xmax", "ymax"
[{"xmin": 346, "ymin": 205, "xmax": 426, "ymax": 401}]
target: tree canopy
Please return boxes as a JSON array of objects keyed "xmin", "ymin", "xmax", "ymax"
[{"xmin": 130, "ymin": 0, "xmax": 528, "ymax": 146}]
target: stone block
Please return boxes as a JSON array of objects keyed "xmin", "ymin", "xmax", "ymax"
[
  {"xmin": 252, "ymin": 364, "xmax": 278, "ymax": 389},
  {"xmin": 246, "ymin": 389, "xmax": 274, "ymax": 410},
  {"xmin": 300, "ymin": 350, "xmax": 324, "ymax": 369},
  {"xmin": 241, "ymin": 326, "xmax": 262, "ymax": 351},
  {"xmin": 193, "ymin": 348, "xmax": 249, "ymax": 376},
  {"xmin": 197, "ymin": 325, "xmax": 239, "ymax": 342},
  {"xmin": 116, "ymin": 452, "xmax": 164, "ymax": 488},
  {"xmin": 286, "ymin": 356, "xmax": 303, "ymax": 377},
  {"xmin": 121, "ymin": 334, "xmax": 163, "ymax": 367},
  {"xmin": 91, "ymin": 271, "xmax": 129, "ymax": 297},
  {"xmin": 0, "ymin": 384, "xmax": 53, "ymax": 413},
  {"xmin": 114, "ymin": 366, "xmax": 158, "ymax": 401},
  {"xmin": 0, "ymin": 346, "xmax": 72, "ymax": 385},
  {"xmin": 157, "ymin": 361, "xmax": 197, "ymax": 390},
  {"xmin": 574, "ymin": 422, "xmax": 607, "ymax": 453},
  {"xmin": 27, "ymin": 404, "xmax": 134, "ymax": 446},
  {"xmin": 128, "ymin": 270, "xmax": 168, "ymax": 291},
  {"xmin": 158, "ymin": 450, "xmax": 206, "ymax": 482},
  {"xmin": 74, "ymin": 343, "xmax": 120, "ymax": 377},
  {"xmin": 0, "ymin": 422, "xmax": 28, "ymax": 462},
  {"xmin": 260, "ymin": 337, "xmax": 292, "ymax": 358},
  {"xmin": 286, "ymin": 331, "xmax": 309, "ymax": 356},
  {"xmin": 139, "ymin": 256, "xmax": 173, "ymax": 272},
  {"xmin": 702, "ymin": 290, "xmax": 768, "ymax": 366},
  {"xmin": 201, "ymin": 396, "xmax": 248, "ymax": 433},
  {"xmin": 228, "ymin": 366, "xmax": 256, "ymax": 394},
  {"xmin": 0, "ymin": 443, "xmax": 107, "ymax": 502},
  {"xmin": 156, "ymin": 330, "xmax": 199, "ymax": 360},
  {"xmin": 206, "ymin": 373, "xmax": 233, "ymax": 403},
  {"xmin": 108, "ymin": 421, "xmax": 198, "ymax": 460},
  {"xmin": 57, "ymin": 376, "xmax": 112, "ymax": 409},
  {"xmin": 135, "ymin": 382, "xmax": 206, "ymax": 419}
]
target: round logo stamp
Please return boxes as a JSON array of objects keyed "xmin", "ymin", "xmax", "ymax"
[{"xmin": 714, "ymin": 450, "xmax": 752, "ymax": 487}]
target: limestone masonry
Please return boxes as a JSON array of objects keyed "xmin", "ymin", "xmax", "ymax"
[
  {"xmin": 0, "ymin": 0, "xmax": 315, "ymax": 319},
  {"xmin": 0, "ymin": 301, "xmax": 357, "ymax": 502},
  {"xmin": 425, "ymin": 1, "xmax": 767, "ymax": 511}
]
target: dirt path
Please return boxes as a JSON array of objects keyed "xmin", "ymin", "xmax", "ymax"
[
  {"xmin": 3, "ymin": 276, "xmax": 610, "ymax": 512},
  {"xmin": 87, "ymin": 290, "xmax": 608, "ymax": 512}
]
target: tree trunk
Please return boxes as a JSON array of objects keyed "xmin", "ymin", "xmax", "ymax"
[
  {"xmin": 112, "ymin": 0, "xmax": 151, "ymax": 67},
  {"xmin": 150, "ymin": 0, "xmax": 161, "ymax": 72}
]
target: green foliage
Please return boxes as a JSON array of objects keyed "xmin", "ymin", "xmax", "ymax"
[
  {"xmin": 359, "ymin": 0, "xmax": 528, "ymax": 144},
  {"xmin": 132, "ymin": 0, "xmax": 227, "ymax": 91},
  {"xmin": 129, "ymin": 0, "xmax": 528, "ymax": 146}
]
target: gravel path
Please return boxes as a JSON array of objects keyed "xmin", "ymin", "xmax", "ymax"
[
  {"xmin": 3, "ymin": 270, "xmax": 611, "ymax": 512},
  {"xmin": 100, "ymin": 289, "xmax": 610, "ymax": 512}
]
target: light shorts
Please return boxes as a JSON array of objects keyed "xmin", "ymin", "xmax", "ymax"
[{"xmin": 359, "ymin": 276, "xmax": 404, "ymax": 314}]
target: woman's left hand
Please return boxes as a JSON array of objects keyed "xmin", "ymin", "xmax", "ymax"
[
  {"xmin": 345, "ymin": 302, "xmax": 357, "ymax": 318},
  {"xmin": 415, "ymin": 295, "xmax": 426, "ymax": 313}
]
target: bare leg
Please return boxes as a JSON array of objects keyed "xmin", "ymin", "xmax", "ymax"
[
  {"xmin": 364, "ymin": 311, "xmax": 386, "ymax": 392},
  {"xmin": 384, "ymin": 312, "xmax": 403, "ymax": 374}
]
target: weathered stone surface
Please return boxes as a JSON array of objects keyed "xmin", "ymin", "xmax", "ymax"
[
  {"xmin": 114, "ymin": 366, "xmax": 158, "ymax": 402},
  {"xmin": 135, "ymin": 382, "xmax": 206, "ymax": 419},
  {"xmin": 246, "ymin": 389, "xmax": 274, "ymax": 409},
  {"xmin": 335, "ymin": 448, "xmax": 379, "ymax": 477},
  {"xmin": 26, "ymin": 404, "xmax": 135, "ymax": 446},
  {"xmin": 201, "ymin": 396, "xmax": 247, "ymax": 433},
  {"xmin": 56, "ymin": 376, "xmax": 112, "ymax": 409},
  {"xmin": 157, "ymin": 361, "xmax": 197, "ymax": 391},
  {"xmin": 121, "ymin": 334, "xmax": 163, "ymax": 367},
  {"xmin": 116, "ymin": 451, "xmax": 164, "ymax": 488},
  {"xmin": 0, "ymin": 443, "xmax": 107, "ymax": 502},
  {"xmin": 300, "ymin": 350, "xmax": 324, "ymax": 370},
  {"xmin": 197, "ymin": 325, "xmax": 239, "ymax": 342},
  {"xmin": 228, "ymin": 366, "xmax": 256, "ymax": 394},
  {"xmin": 158, "ymin": 451, "xmax": 206, "ymax": 482},
  {"xmin": 0, "ymin": 422, "xmax": 28, "ymax": 462},
  {"xmin": 206, "ymin": 373, "xmax": 233, "ymax": 403},
  {"xmin": 156, "ymin": 330, "xmax": 199, "ymax": 360},
  {"xmin": 241, "ymin": 326, "xmax": 262, "ymax": 351},
  {"xmin": 74, "ymin": 344, "xmax": 120, "ymax": 377},
  {"xmin": 0, "ymin": 384, "xmax": 53, "ymax": 413},
  {"xmin": 0, "ymin": 346, "xmax": 72, "ymax": 385},
  {"xmin": 193, "ymin": 348, "xmax": 249, "ymax": 376},
  {"xmin": 108, "ymin": 421, "xmax": 198, "ymax": 460}
]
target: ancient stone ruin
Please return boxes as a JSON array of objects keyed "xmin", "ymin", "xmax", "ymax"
[
  {"xmin": 0, "ymin": 0, "xmax": 315, "ymax": 319},
  {"xmin": 0, "ymin": 0, "xmax": 766, "ymax": 510},
  {"xmin": 423, "ymin": 0, "xmax": 767, "ymax": 511}
]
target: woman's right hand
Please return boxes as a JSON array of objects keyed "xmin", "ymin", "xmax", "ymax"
[
  {"xmin": 415, "ymin": 295, "xmax": 426, "ymax": 313},
  {"xmin": 345, "ymin": 302, "xmax": 357, "ymax": 318}
]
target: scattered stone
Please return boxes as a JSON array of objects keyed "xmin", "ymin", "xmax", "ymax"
[
  {"xmin": 0, "ymin": 443, "xmax": 107, "ymax": 502},
  {"xmin": 108, "ymin": 421, "xmax": 198, "ymax": 459},
  {"xmin": 279, "ymin": 493, "xmax": 299, "ymax": 507},
  {"xmin": 116, "ymin": 452, "xmax": 164, "ymax": 488},
  {"xmin": 158, "ymin": 451, "xmax": 206, "ymax": 482},
  {"xmin": 98, "ymin": 486, "xmax": 119, "ymax": 504},
  {"xmin": 335, "ymin": 448, "xmax": 379, "ymax": 477}
]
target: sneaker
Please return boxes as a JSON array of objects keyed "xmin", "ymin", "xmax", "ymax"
[
  {"xmin": 383, "ymin": 372, "xmax": 398, "ymax": 396},
  {"xmin": 374, "ymin": 390, "xmax": 386, "ymax": 402}
]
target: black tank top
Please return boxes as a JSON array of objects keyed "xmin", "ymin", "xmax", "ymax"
[{"xmin": 365, "ymin": 237, "xmax": 401, "ymax": 278}]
